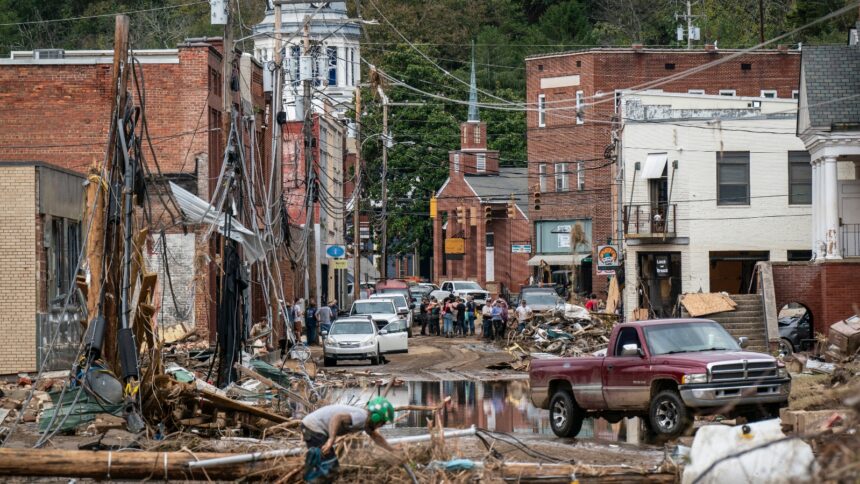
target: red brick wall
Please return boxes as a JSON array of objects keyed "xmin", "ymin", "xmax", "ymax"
[
  {"xmin": 526, "ymin": 49, "xmax": 801, "ymax": 295},
  {"xmin": 772, "ymin": 261, "xmax": 860, "ymax": 335}
]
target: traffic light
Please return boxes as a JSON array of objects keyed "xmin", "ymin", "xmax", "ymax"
[
  {"xmin": 470, "ymin": 206, "xmax": 477, "ymax": 226},
  {"xmin": 484, "ymin": 205, "xmax": 492, "ymax": 224},
  {"xmin": 534, "ymin": 191, "xmax": 542, "ymax": 211},
  {"xmin": 507, "ymin": 198, "xmax": 515, "ymax": 219},
  {"xmin": 457, "ymin": 206, "xmax": 466, "ymax": 225}
]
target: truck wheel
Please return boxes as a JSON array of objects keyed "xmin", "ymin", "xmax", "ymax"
[
  {"xmin": 649, "ymin": 390, "xmax": 692, "ymax": 440},
  {"xmin": 371, "ymin": 346, "xmax": 383, "ymax": 365},
  {"xmin": 549, "ymin": 391, "xmax": 584, "ymax": 438}
]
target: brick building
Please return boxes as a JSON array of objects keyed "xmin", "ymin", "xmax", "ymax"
[
  {"xmin": 525, "ymin": 47, "xmax": 801, "ymax": 297},
  {"xmin": 0, "ymin": 162, "xmax": 84, "ymax": 374},
  {"xmin": 0, "ymin": 41, "xmax": 272, "ymax": 346},
  {"xmin": 433, "ymin": 72, "xmax": 531, "ymax": 294}
]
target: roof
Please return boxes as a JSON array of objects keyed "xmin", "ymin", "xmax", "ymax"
[
  {"xmin": 801, "ymin": 44, "xmax": 860, "ymax": 129},
  {"xmin": 525, "ymin": 47, "xmax": 799, "ymax": 62},
  {"xmin": 464, "ymin": 167, "xmax": 529, "ymax": 215}
]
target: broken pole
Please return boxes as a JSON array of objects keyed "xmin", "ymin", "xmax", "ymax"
[{"xmin": 0, "ymin": 448, "xmax": 291, "ymax": 481}]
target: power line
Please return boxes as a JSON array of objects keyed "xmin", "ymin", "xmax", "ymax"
[{"xmin": 0, "ymin": 1, "xmax": 209, "ymax": 27}]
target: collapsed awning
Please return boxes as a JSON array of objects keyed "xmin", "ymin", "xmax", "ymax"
[
  {"xmin": 170, "ymin": 182, "xmax": 270, "ymax": 262},
  {"xmin": 642, "ymin": 152, "xmax": 668, "ymax": 179},
  {"xmin": 527, "ymin": 254, "xmax": 590, "ymax": 266}
]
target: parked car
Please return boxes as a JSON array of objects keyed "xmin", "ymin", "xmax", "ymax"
[
  {"xmin": 321, "ymin": 316, "xmax": 408, "ymax": 367},
  {"xmin": 778, "ymin": 311, "xmax": 813, "ymax": 357},
  {"xmin": 370, "ymin": 293, "xmax": 413, "ymax": 337},
  {"xmin": 349, "ymin": 299, "xmax": 402, "ymax": 331},
  {"xmin": 430, "ymin": 281, "xmax": 490, "ymax": 306},
  {"xmin": 519, "ymin": 286, "xmax": 564, "ymax": 315},
  {"xmin": 416, "ymin": 282, "xmax": 439, "ymax": 292},
  {"xmin": 529, "ymin": 318, "xmax": 790, "ymax": 441}
]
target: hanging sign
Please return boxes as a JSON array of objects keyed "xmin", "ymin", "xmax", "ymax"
[
  {"xmin": 596, "ymin": 245, "xmax": 620, "ymax": 275},
  {"xmin": 444, "ymin": 238, "xmax": 465, "ymax": 254},
  {"xmin": 332, "ymin": 259, "xmax": 348, "ymax": 270},
  {"xmin": 326, "ymin": 244, "xmax": 346, "ymax": 258}
]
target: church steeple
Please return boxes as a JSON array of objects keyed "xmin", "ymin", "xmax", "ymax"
[{"xmin": 468, "ymin": 41, "xmax": 479, "ymax": 123}]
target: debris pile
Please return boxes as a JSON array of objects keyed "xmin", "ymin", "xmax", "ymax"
[{"xmin": 494, "ymin": 305, "xmax": 617, "ymax": 371}]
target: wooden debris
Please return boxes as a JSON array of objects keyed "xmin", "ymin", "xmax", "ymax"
[{"xmin": 680, "ymin": 292, "xmax": 737, "ymax": 317}]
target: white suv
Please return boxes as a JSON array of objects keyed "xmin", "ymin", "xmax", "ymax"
[
  {"xmin": 369, "ymin": 293, "xmax": 413, "ymax": 336},
  {"xmin": 322, "ymin": 316, "xmax": 408, "ymax": 366}
]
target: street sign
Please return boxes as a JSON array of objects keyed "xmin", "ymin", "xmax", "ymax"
[
  {"xmin": 326, "ymin": 244, "xmax": 346, "ymax": 258},
  {"xmin": 444, "ymin": 238, "xmax": 465, "ymax": 254},
  {"xmin": 332, "ymin": 259, "xmax": 348, "ymax": 270},
  {"xmin": 511, "ymin": 244, "xmax": 531, "ymax": 253}
]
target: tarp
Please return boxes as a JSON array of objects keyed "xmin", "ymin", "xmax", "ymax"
[
  {"xmin": 527, "ymin": 254, "xmax": 590, "ymax": 266},
  {"xmin": 170, "ymin": 182, "xmax": 269, "ymax": 262},
  {"xmin": 642, "ymin": 152, "xmax": 668, "ymax": 179}
]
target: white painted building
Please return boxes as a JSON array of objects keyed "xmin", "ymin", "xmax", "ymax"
[
  {"xmin": 252, "ymin": 2, "xmax": 361, "ymax": 119},
  {"xmin": 620, "ymin": 92, "xmax": 811, "ymax": 320}
]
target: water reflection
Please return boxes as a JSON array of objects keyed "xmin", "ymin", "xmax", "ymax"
[{"xmin": 332, "ymin": 379, "xmax": 620, "ymax": 440}]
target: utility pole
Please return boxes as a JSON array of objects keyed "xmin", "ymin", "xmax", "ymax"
[
  {"xmin": 270, "ymin": 0, "xmax": 283, "ymax": 338},
  {"xmin": 222, "ymin": 0, "xmax": 233, "ymax": 144},
  {"xmin": 353, "ymin": 88, "xmax": 362, "ymax": 301},
  {"xmin": 686, "ymin": 0, "xmax": 693, "ymax": 49},
  {"xmin": 378, "ymin": 87, "xmax": 389, "ymax": 280},
  {"xmin": 675, "ymin": 0, "xmax": 700, "ymax": 49},
  {"xmin": 758, "ymin": 0, "xmax": 765, "ymax": 44},
  {"xmin": 301, "ymin": 16, "xmax": 316, "ymax": 306}
]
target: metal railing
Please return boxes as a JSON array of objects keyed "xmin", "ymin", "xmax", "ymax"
[
  {"xmin": 623, "ymin": 203, "xmax": 677, "ymax": 237},
  {"xmin": 842, "ymin": 223, "xmax": 860, "ymax": 257}
]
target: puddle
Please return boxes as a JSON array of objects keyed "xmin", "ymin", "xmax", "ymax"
[{"xmin": 331, "ymin": 379, "xmax": 623, "ymax": 441}]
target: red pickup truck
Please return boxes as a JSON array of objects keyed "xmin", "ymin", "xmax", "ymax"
[{"xmin": 529, "ymin": 318, "xmax": 790, "ymax": 440}]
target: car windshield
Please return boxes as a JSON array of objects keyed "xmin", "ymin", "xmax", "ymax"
[
  {"xmin": 454, "ymin": 282, "xmax": 482, "ymax": 290},
  {"xmin": 644, "ymin": 322, "xmax": 741, "ymax": 355},
  {"xmin": 351, "ymin": 301, "xmax": 396, "ymax": 315},
  {"xmin": 522, "ymin": 293, "xmax": 560, "ymax": 306},
  {"xmin": 330, "ymin": 321, "xmax": 374, "ymax": 335},
  {"xmin": 372, "ymin": 295, "xmax": 407, "ymax": 307}
]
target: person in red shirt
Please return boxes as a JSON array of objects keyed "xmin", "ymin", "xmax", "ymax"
[{"xmin": 584, "ymin": 293, "xmax": 599, "ymax": 312}]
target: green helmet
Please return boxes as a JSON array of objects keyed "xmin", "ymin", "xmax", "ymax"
[{"xmin": 367, "ymin": 396, "xmax": 395, "ymax": 425}]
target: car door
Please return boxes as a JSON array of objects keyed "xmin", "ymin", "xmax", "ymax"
[
  {"xmin": 379, "ymin": 320, "xmax": 408, "ymax": 354},
  {"xmin": 602, "ymin": 327, "xmax": 651, "ymax": 409}
]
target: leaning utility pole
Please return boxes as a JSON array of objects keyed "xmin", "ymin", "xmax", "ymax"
[
  {"xmin": 301, "ymin": 16, "xmax": 315, "ymax": 305},
  {"xmin": 353, "ymin": 88, "xmax": 362, "ymax": 301},
  {"xmin": 378, "ymin": 86, "xmax": 389, "ymax": 279}
]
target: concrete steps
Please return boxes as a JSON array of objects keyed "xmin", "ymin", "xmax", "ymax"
[{"xmin": 681, "ymin": 294, "xmax": 768, "ymax": 354}]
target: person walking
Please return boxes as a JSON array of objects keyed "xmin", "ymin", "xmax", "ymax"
[
  {"xmin": 305, "ymin": 300, "xmax": 319, "ymax": 345},
  {"xmin": 490, "ymin": 301, "xmax": 504, "ymax": 341},
  {"xmin": 293, "ymin": 298, "xmax": 304, "ymax": 342},
  {"xmin": 316, "ymin": 302, "xmax": 333, "ymax": 336},
  {"xmin": 515, "ymin": 299, "xmax": 533, "ymax": 333},
  {"xmin": 455, "ymin": 297, "xmax": 466, "ymax": 337},
  {"xmin": 465, "ymin": 297, "xmax": 476, "ymax": 337}
]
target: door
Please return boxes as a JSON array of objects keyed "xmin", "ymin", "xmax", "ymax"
[
  {"xmin": 839, "ymin": 180, "xmax": 860, "ymax": 257},
  {"xmin": 602, "ymin": 327, "xmax": 651, "ymax": 409},
  {"xmin": 378, "ymin": 320, "xmax": 408, "ymax": 354}
]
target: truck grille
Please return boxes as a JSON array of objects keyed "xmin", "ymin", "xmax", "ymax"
[{"xmin": 710, "ymin": 360, "xmax": 778, "ymax": 382}]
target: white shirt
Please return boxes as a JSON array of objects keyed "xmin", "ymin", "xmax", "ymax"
[{"xmin": 516, "ymin": 305, "xmax": 533, "ymax": 322}]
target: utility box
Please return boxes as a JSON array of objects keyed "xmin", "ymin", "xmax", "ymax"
[{"xmin": 210, "ymin": 0, "xmax": 227, "ymax": 25}]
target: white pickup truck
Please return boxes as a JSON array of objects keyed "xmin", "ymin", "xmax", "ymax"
[{"xmin": 430, "ymin": 281, "xmax": 490, "ymax": 306}]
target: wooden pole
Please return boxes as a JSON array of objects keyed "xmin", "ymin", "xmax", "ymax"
[
  {"xmin": 353, "ymin": 88, "xmax": 362, "ymax": 302},
  {"xmin": 0, "ymin": 448, "xmax": 295, "ymax": 481},
  {"xmin": 83, "ymin": 168, "xmax": 106, "ymax": 322}
]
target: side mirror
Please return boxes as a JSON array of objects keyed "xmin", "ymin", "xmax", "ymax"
[
  {"xmin": 738, "ymin": 336, "xmax": 749, "ymax": 349},
  {"xmin": 379, "ymin": 329, "xmax": 388, "ymax": 335},
  {"xmin": 621, "ymin": 343, "xmax": 644, "ymax": 357},
  {"xmin": 321, "ymin": 330, "xmax": 328, "ymax": 336},
  {"xmin": 398, "ymin": 309, "xmax": 409, "ymax": 315}
]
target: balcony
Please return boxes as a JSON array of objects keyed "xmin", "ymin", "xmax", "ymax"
[
  {"xmin": 624, "ymin": 203, "xmax": 677, "ymax": 240},
  {"xmin": 842, "ymin": 224, "xmax": 860, "ymax": 257}
]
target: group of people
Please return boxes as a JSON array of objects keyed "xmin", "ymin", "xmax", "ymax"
[
  {"xmin": 417, "ymin": 295, "xmax": 477, "ymax": 337},
  {"xmin": 279, "ymin": 298, "xmax": 339, "ymax": 350}
]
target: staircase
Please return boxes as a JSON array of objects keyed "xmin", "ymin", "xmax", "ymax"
[{"xmin": 682, "ymin": 294, "xmax": 769, "ymax": 353}]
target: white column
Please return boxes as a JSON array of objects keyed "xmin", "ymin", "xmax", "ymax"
[
  {"xmin": 811, "ymin": 159, "xmax": 819, "ymax": 259},
  {"xmin": 337, "ymin": 46, "xmax": 346, "ymax": 87},
  {"xmin": 823, "ymin": 156, "xmax": 842, "ymax": 259},
  {"xmin": 816, "ymin": 159, "xmax": 826, "ymax": 257}
]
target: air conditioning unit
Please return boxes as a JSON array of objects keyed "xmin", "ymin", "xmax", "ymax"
[{"xmin": 34, "ymin": 49, "xmax": 64, "ymax": 60}]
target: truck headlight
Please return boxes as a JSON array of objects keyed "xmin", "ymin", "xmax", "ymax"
[
  {"xmin": 682, "ymin": 373, "xmax": 708, "ymax": 384},
  {"xmin": 325, "ymin": 338, "xmax": 338, "ymax": 347},
  {"xmin": 778, "ymin": 367, "xmax": 788, "ymax": 378}
]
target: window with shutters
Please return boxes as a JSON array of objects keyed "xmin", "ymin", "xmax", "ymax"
[
  {"xmin": 538, "ymin": 164, "xmax": 547, "ymax": 192},
  {"xmin": 717, "ymin": 151, "xmax": 750, "ymax": 205},
  {"xmin": 555, "ymin": 163, "xmax": 568, "ymax": 191},
  {"xmin": 577, "ymin": 160, "xmax": 585, "ymax": 190},
  {"xmin": 538, "ymin": 94, "xmax": 546, "ymax": 127}
]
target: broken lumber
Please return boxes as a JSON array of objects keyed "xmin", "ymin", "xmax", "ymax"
[
  {"xmin": 497, "ymin": 462, "xmax": 675, "ymax": 483},
  {"xmin": 0, "ymin": 448, "xmax": 293, "ymax": 480},
  {"xmin": 235, "ymin": 364, "xmax": 313, "ymax": 408}
]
